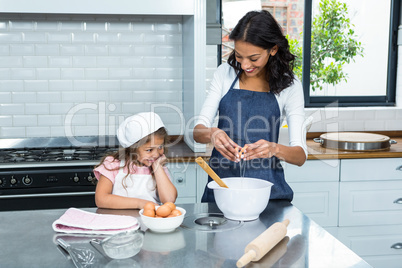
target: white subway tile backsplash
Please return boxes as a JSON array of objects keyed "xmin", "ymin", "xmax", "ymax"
[
  {"xmin": 0, "ymin": 127, "xmax": 25, "ymax": 138},
  {"xmin": 364, "ymin": 120, "xmax": 386, "ymax": 131},
  {"xmin": 61, "ymin": 68, "xmax": 85, "ymax": 79},
  {"xmin": 60, "ymin": 45, "xmax": 85, "ymax": 55},
  {"xmin": 354, "ymin": 109, "xmax": 376, "ymax": 120},
  {"xmin": 24, "ymin": 80, "xmax": 49, "ymax": 91},
  {"xmin": 12, "ymin": 92, "xmax": 36, "ymax": 103},
  {"xmin": 35, "ymin": 44, "xmax": 60, "ymax": 55},
  {"xmin": 1, "ymin": 14, "xmax": 184, "ymax": 138},
  {"xmin": 23, "ymin": 32, "xmax": 47, "ymax": 43},
  {"xmin": 13, "ymin": 115, "xmax": 37, "ymax": 126},
  {"xmin": 62, "ymin": 91, "xmax": 86, "ymax": 102},
  {"xmin": 0, "ymin": 56, "xmax": 23, "ymax": 67},
  {"xmin": 0, "ymin": 115, "xmax": 12, "ymax": 126},
  {"xmin": 11, "ymin": 68, "xmax": 36, "ymax": 79},
  {"xmin": 84, "ymin": 45, "xmax": 108, "ymax": 55},
  {"xmin": 108, "ymin": 22, "xmax": 131, "ymax": 32},
  {"xmin": 38, "ymin": 115, "xmax": 62, "ymax": 126},
  {"xmin": 37, "ymin": 68, "xmax": 61, "ymax": 79},
  {"xmin": 109, "ymin": 68, "xmax": 132, "ymax": 79},
  {"xmin": 9, "ymin": 21, "xmax": 34, "ymax": 30},
  {"xmin": 73, "ymin": 80, "xmax": 97, "ymax": 90},
  {"xmin": 374, "ymin": 108, "xmax": 396, "ymax": 120},
  {"xmin": 85, "ymin": 68, "xmax": 109, "ymax": 79},
  {"xmin": 0, "ymin": 80, "xmax": 24, "ymax": 91},
  {"xmin": 0, "ymin": 104, "xmax": 25, "ymax": 115},
  {"xmin": 0, "ymin": 92, "xmax": 11, "ymax": 103},
  {"xmin": 25, "ymin": 103, "xmax": 49, "ymax": 115},
  {"xmin": 385, "ymin": 120, "xmax": 402, "ymax": 130},
  {"xmin": 26, "ymin": 127, "xmax": 51, "ymax": 137},
  {"xmin": 37, "ymin": 92, "xmax": 61, "ymax": 103},
  {"xmin": 49, "ymin": 80, "xmax": 73, "ymax": 91},
  {"xmin": 72, "ymin": 33, "xmax": 96, "ymax": 43},
  {"xmin": 0, "ymin": 45, "xmax": 9, "ymax": 55},
  {"xmin": 98, "ymin": 80, "xmax": 119, "ymax": 90},
  {"xmin": 72, "ymin": 56, "xmax": 97, "ymax": 67},
  {"xmin": 109, "ymin": 45, "xmax": 131, "ymax": 56},
  {"xmin": 47, "ymin": 32, "xmax": 72, "ymax": 43},
  {"xmin": 49, "ymin": 56, "xmax": 72, "ymax": 67},
  {"xmin": 23, "ymin": 56, "xmax": 48, "ymax": 67},
  {"xmin": 97, "ymin": 33, "xmax": 120, "ymax": 43},
  {"xmin": 0, "ymin": 33, "xmax": 22, "ymax": 43}
]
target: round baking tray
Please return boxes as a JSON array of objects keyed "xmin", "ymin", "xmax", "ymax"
[{"xmin": 313, "ymin": 132, "xmax": 397, "ymax": 151}]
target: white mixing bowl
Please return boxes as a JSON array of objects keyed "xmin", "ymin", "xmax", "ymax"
[{"xmin": 207, "ymin": 177, "xmax": 273, "ymax": 221}]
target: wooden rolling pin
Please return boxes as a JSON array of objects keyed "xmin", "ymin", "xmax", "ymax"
[
  {"xmin": 195, "ymin": 157, "xmax": 228, "ymax": 188},
  {"xmin": 236, "ymin": 219, "xmax": 290, "ymax": 267}
]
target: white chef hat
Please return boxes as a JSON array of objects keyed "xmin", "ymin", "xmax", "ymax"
[{"xmin": 117, "ymin": 112, "xmax": 165, "ymax": 148}]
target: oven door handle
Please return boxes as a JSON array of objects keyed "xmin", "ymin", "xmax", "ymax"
[{"xmin": 0, "ymin": 191, "xmax": 95, "ymax": 199}]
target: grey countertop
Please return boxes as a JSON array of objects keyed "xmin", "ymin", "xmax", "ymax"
[{"xmin": 0, "ymin": 201, "xmax": 371, "ymax": 268}]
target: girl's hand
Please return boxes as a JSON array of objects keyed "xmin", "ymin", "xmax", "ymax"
[
  {"xmin": 243, "ymin": 139, "xmax": 279, "ymax": 160},
  {"xmin": 152, "ymin": 154, "xmax": 167, "ymax": 171},
  {"xmin": 211, "ymin": 128, "xmax": 239, "ymax": 162}
]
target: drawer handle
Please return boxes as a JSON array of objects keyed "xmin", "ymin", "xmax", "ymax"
[
  {"xmin": 391, "ymin": 243, "xmax": 402, "ymax": 249},
  {"xmin": 176, "ymin": 177, "xmax": 184, "ymax": 184},
  {"xmin": 393, "ymin": 198, "xmax": 402, "ymax": 204},
  {"xmin": 313, "ymin": 138, "xmax": 323, "ymax": 144},
  {"xmin": 396, "ymin": 165, "xmax": 402, "ymax": 171}
]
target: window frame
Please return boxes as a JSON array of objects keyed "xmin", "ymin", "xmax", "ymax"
[{"xmin": 302, "ymin": 0, "xmax": 400, "ymax": 107}]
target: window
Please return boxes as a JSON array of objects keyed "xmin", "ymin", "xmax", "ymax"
[
  {"xmin": 221, "ymin": 0, "xmax": 400, "ymax": 107},
  {"xmin": 303, "ymin": 0, "xmax": 400, "ymax": 107}
]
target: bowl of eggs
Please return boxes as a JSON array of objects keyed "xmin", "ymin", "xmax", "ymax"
[
  {"xmin": 208, "ymin": 177, "xmax": 273, "ymax": 221},
  {"xmin": 139, "ymin": 202, "xmax": 186, "ymax": 233}
]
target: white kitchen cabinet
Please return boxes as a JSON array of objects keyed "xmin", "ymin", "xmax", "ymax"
[
  {"xmin": 340, "ymin": 158, "xmax": 402, "ymax": 181},
  {"xmin": 339, "ymin": 180, "xmax": 402, "ymax": 226},
  {"xmin": 283, "ymin": 159, "xmax": 340, "ymax": 227},
  {"xmin": 168, "ymin": 163, "xmax": 197, "ymax": 204},
  {"xmin": 337, "ymin": 224, "xmax": 402, "ymax": 268}
]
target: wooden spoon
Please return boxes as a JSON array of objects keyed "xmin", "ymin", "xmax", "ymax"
[{"xmin": 195, "ymin": 157, "xmax": 228, "ymax": 188}]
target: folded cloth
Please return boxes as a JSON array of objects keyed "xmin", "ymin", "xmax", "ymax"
[{"xmin": 52, "ymin": 208, "xmax": 139, "ymax": 235}]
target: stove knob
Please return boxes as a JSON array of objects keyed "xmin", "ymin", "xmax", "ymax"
[
  {"xmin": 87, "ymin": 174, "xmax": 94, "ymax": 182},
  {"xmin": 73, "ymin": 173, "xmax": 80, "ymax": 183},
  {"xmin": 10, "ymin": 176, "xmax": 17, "ymax": 185},
  {"xmin": 23, "ymin": 175, "xmax": 32, "ymax": 185},
  {"xmin": 0, "ymin": 178, "xmax": 3, "ymax": 185}
]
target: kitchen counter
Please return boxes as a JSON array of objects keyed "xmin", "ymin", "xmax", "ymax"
[
  {"xmin": 168, "ymin": 132, "xmax": 402, "ymax": 162},
  {"xmin": 0, "ymin": 201, "xmax": 371, "ymax": 268}
]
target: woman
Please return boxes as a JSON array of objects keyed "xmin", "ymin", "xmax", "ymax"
[{"xmin": 193, "ymin": 10, "xmax": 308, "ymax": 203}]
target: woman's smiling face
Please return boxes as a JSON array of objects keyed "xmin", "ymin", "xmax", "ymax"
[{"xmin": 234, "ymin": 40, "xmax": 275, "ymax": 77}]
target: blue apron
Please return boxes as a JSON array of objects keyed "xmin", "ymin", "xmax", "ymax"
[{"xmin": 201, "ymin": 74, "xmax": 293, "ymax": 203}]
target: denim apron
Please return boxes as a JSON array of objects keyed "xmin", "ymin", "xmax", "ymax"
[{"xmin": 201, "ymin": 74, "xmax": 293, "ymax": 203}]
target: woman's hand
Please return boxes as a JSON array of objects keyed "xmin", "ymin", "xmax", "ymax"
[
  {"xmin": 243, "ymin": 139, "xmax": 279, "ymax": 160},
  {"xmin": 211, "ymin": 128, "xmax": 239, "ymax": 162}
]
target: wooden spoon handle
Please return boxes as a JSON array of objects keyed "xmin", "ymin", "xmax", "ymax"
[{"xmin": 195, "ymin": 157, "xmax": 228, "ymax": 188}]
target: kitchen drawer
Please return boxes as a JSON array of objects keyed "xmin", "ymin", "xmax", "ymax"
[
  {"xmin": 337, "ymin": 225, "xmax": 402, "ymax": 268},
  {"xmin": 339, "ymin": 181, "xmax": 402, "ymax": 226},
  {"xmin": 289, "ymin": 182, "xmax": 339, "ymax": 227},
  {"xmin": 283, "ymin": 159, "xmax": 339, "ymax": 182},
  {"xmin": 341, "ymin": 158, "xmax": 402, "ymax": 182},
  {"xmin": 167, "ymin": 163, "xmax": 197, "ymax": 204}
]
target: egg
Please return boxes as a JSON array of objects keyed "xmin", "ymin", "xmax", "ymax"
[
  {"xmin": 143, "ymin": 209, "xmax": 156, "ymax": 217},
  {"xmin": 170, "ymin": 209, "xmax": 182, "ymax": 217},
  {"xmin": 164, "ymin": 202, "xmax": 176, "ymax": 211},
  {"xmin": 156, "ymin": 204, "xmax": 172, "ymax": 217},
  {"xmin": 144, "ymin": 202, "xmax": 156, "ymax": 211}
]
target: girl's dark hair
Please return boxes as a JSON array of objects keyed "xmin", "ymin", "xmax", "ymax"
[
  {"xmin": 228, "ymin": 10, "xmax": 296, "ymax": 94},
  {"xmin": 94, "ymin": 127, "xmax": 169, "ymax": 189}
]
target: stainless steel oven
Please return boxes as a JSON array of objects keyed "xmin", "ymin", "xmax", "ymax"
[{"xmin": 0, "ymin": 136, "xmax": 119, "ymax": 211}]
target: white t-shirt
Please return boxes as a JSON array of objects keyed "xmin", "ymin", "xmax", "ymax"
[{"xmin": 196, "ymin": 63, "xmax": 308, "ymax": 158}]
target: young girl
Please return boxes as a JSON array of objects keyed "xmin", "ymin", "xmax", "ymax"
[{"xmin": 94, "ymin": 112, "xmax": 177, "ymax": 210}]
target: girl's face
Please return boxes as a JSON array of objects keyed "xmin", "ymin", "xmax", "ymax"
[
  {"xmin": 136, "ymin": 135, "xmax": 165, "ymax": 167},
  {"xmin": 234, "ymin": 40, "xmax": 277, "ymax": 78}
]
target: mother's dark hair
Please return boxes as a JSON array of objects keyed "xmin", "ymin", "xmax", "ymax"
[{"xmin": 228, "ymin": 10, "xmax": 296, "ymax": 94}]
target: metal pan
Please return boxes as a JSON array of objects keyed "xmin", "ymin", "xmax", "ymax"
[{"xmin": 313, "ymin": 132, "xmax": 397, "ymax": 151}]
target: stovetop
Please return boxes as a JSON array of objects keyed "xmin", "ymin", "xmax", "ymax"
[{"xmin": 0, "ymin": 136, "xmax": 119, "ymax": 165}]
